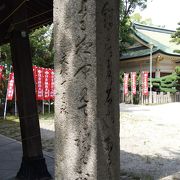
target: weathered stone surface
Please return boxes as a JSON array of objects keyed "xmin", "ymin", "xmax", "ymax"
[{"xmin": 54, "ymin": 0, "xmax": 120, "ymax": 179}]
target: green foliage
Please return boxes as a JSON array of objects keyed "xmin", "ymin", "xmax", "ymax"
[
  {"xmin": 133, "ymin": 92, "xmax": 140, "ymax": 104},
  {"xmin": 119, "ymin": 0, "xmax": 148, "ymax": 55},
  {"xmin": 151, "ymin": 67, "xmax": 180, "ymax": 93},
  {"xmin": 119, "ymin": 71, "xmax": 124, "ymax": 84},
  {"xmin": 171, "ymin": 22, "xmax": 180, "ymax": 53},
  {"xmin": 30, "ymin": 25, "xmax": 54, "ymax": 68},
  {"xmin": 152, "ymin": 82, "xmax": 160, "ymax": 88},
  {"xmin": 130, "ymin": 12, "xmax": 165, "ymax": 28},
  {"xmin": 0, "ymin": 43, "xmax": 11, "ymax": 67},
  {"xmin": 131, "ymin": 13, "xmax": 153, "ymax": 25},
  {"xmin": 0, "ymin": 25, "xmax": 54, "ymax": 68},
  {"xmin": 161, "ymin": 74, "xmax": 177, "ymax": 84},
  {"xmin": 151, "ymin": 78, "xmax": 161, "ymax": 83},
  {"xmin": 175, "ymin": 66, "xmax": 180, "ymax": 74},
  {"xmin": 160, "ymin": 87, "xmax": 177, "ymax": 93}
]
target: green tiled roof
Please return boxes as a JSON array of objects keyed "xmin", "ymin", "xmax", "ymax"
[
  {"xmin": 121, "ymin": 47, "xmax": 158, "ymax": 60},
  {"xmin": 120, "ymin": 23, "xmax": 180, "ymax": 60}
]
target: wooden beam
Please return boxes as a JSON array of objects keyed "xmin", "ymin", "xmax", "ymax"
[{"xmin": 10, "ymin": 1, "xmax": 51, "ymax": 179}]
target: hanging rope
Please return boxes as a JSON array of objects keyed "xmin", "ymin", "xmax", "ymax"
[{"xmin": 12, "ymin": 9, "xmax": 53, "ymax": 28}]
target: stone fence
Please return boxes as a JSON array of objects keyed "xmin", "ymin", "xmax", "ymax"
[{"xmin": 120, "ymin": 91, "xmax": 180, "ymax": 105}]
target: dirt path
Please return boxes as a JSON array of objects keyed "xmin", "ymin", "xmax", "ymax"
[{"xmin": 120, "ymin": 103, "xmax": 180, "ymax": 179}]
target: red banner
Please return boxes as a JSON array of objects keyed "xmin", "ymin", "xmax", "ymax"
[
  {"xmin": 7, "ymin": 72, "xmax": 14, "ymax": 100},
  {"xmin": 33, "ymin": 65, "xmax": 37, "ymax": 82},
  {"xmin": 36, "ymin": 67, "xmax": 44, "ymax": 100},
  {"xmin": 142, "ymin": 71, "xmax": 149, "ymax": 96},
  {"xmin": 33, "ymin": 65, "xmax": 37, "ymax": 92},
  {"xmin": 131, "ymin": 72, "xmax": 136, "ymax": 95},
  {"xmin": 0, "ymin": 65, "xmax": 4, "ymax": 80},
  {"xmin": 44, "ymin": 68, "xmax": 51, "ymax": 100},
  {"xmin": 124, "ymin": 73, "xmax": 129, "ymax": 96},
  {"xmin": 50, "ymin": 69, "xmax": 55, "ymax": 100},
  {"xmin": 5, "ymin": 66, "xmax": 55, "ymax": 101},
  {"xmin": 33, "ymin": 66, "xmax": 55, "ymax": 100}
]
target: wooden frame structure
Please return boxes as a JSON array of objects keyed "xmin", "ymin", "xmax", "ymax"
[{"xmin": 0, "ymin": 0, "xmax": 52, "ymax": 179}]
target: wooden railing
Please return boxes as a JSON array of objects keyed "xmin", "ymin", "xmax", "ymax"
[{"xmin": 120, "ymin": 91, "xmax": 180, "ymax": 105}]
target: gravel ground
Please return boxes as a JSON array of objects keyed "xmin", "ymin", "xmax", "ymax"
[
  {"xmin": 2, "ymin": 103, "xmax": 179, "ymax": 179},
  {"xmin": 120, "ymin": 102, "xmax": 180, "ymax": 180}
]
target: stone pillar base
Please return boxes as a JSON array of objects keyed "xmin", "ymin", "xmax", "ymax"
[{"xmin": 16, "ymin": 156, "xmax": 52, "ymax": 180}]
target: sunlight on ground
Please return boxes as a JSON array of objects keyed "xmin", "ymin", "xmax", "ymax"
[{"xmin": 120, "ymin": 103, "xmax": 180, "ymax": 179}]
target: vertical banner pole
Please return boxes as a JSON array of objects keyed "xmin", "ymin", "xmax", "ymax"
[
  {"xmin": 131, "ymin": 73, "xmax": 133, "ymax": 104},
  {"xmin": 48, "ymin": 100, "xmax": 51, "ymax": 114},
  {"xmin": 14, "ymin": 86, "xmax": 18, "ymax": 116},
  {"xmin": 3, "ymin": 93, "xmax": 8, "ymax": 120},
  {"xmin": 131, "ymin": 88, "xmax": 133, "ymax": 104},
  {"xmin": 42, "ymin": 100, "xmax": 44, "ymax": 115},
  {"xmin": 123, "ymin": 82, "xmax": 125, "ymax": 102}
]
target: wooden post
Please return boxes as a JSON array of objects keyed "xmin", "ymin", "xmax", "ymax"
[{"xmin": 10, "ymin": 1, "xmax": 51, "ymax": 179}]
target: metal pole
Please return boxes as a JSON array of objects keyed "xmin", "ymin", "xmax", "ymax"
[
  {"xmin": 42, "ymin": 100, "xmax": 44, "ymax": 115},
  {"xmin": 14, "ymin": 86, "xmax": 18, "ymax": 116},
  {"xmin": 48, "ymin": 100, "xmax": 51, "ymax": 113},
  {"xmin": 3, "ymin": 93, "xmax": 8, "ymax": 120},
  {"xmin": 131, "ymin": 73, "xmax": 133, "ymax": 104},
  {"xmin": 123, "ymin": 83, "xmax": 125, "ymax": 102},
  {"xmin": 149, "ymin": 43, "xmax": 153, "ymax": 104}
]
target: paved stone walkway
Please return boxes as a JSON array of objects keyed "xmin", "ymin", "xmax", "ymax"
[{"xmin": 0, "ymin": 134, "xmax": 54, "ymax": 180}]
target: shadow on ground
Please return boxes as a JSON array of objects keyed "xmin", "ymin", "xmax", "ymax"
[
  {"xmin": 0, "ymin": 117, "xmax": 55, "ymax": 179},
  {"xmin": 121, "ymin": 149, "xmax": 180, "ymax": 179},
  {"xmin": 0, "ymin": 117, "xmax": 54, "ymax": 154}
]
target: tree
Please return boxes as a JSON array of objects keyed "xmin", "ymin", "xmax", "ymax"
[
  {"xmin": 0, "ymin": 43, "xmax": 11, "ymax": 67},
  {"xmin": 119, "ymin": 0, "xmax": 148, "ymax": 55},
  {"xmin": 0, "ymin": 26, "xmax": 54, "ymax": 110},
  {"xmin": 171, "ymin": 22, "xmax": 180, "ymax": 53},
  {"xmin": 130, "ymin": 12, "xmax": 165, "ymax": 28},
  {"xmin": 151, "ymin": 67, "xmax": 180, "ymax": 93},
  {"xmin": 30, "ymin": 25, "xmax": 54, "ymax": 68},
  {"xmin": 0, "ymin": 25, "xmax": 54, "ymax": 68},
  {"xmin": 130, "ymin": 12, "xmax": 153, "ymax": 25}
]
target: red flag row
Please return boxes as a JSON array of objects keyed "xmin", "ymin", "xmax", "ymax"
[
  {"xmin": 33, "ymin": 66, "xmax": 54, "ymax": 100},
  {"xmin": 123, "ymin": 71, "xmax": 149, "ymax": 96},
  {"xmin": 6, "ymin": 66, "xmax": 55, "ymax": 101}
]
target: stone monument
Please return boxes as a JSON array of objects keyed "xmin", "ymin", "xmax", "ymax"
[{"xmin": 54, "ymin": 0, "xmax": 120, "ymax": 179}]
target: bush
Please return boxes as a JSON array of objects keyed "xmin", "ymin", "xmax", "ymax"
[
  {"xmin": 152, "ymin": 69, "xmax": 180, "ymax": 93},
  {"xmin": 133, "ymin": 92, "xmax": 140, "ymax": 104}
]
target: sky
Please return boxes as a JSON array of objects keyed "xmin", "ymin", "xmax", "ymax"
[{"xmin": 135, "ymin": 0, "xmax": 180, "ymax": 30}]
